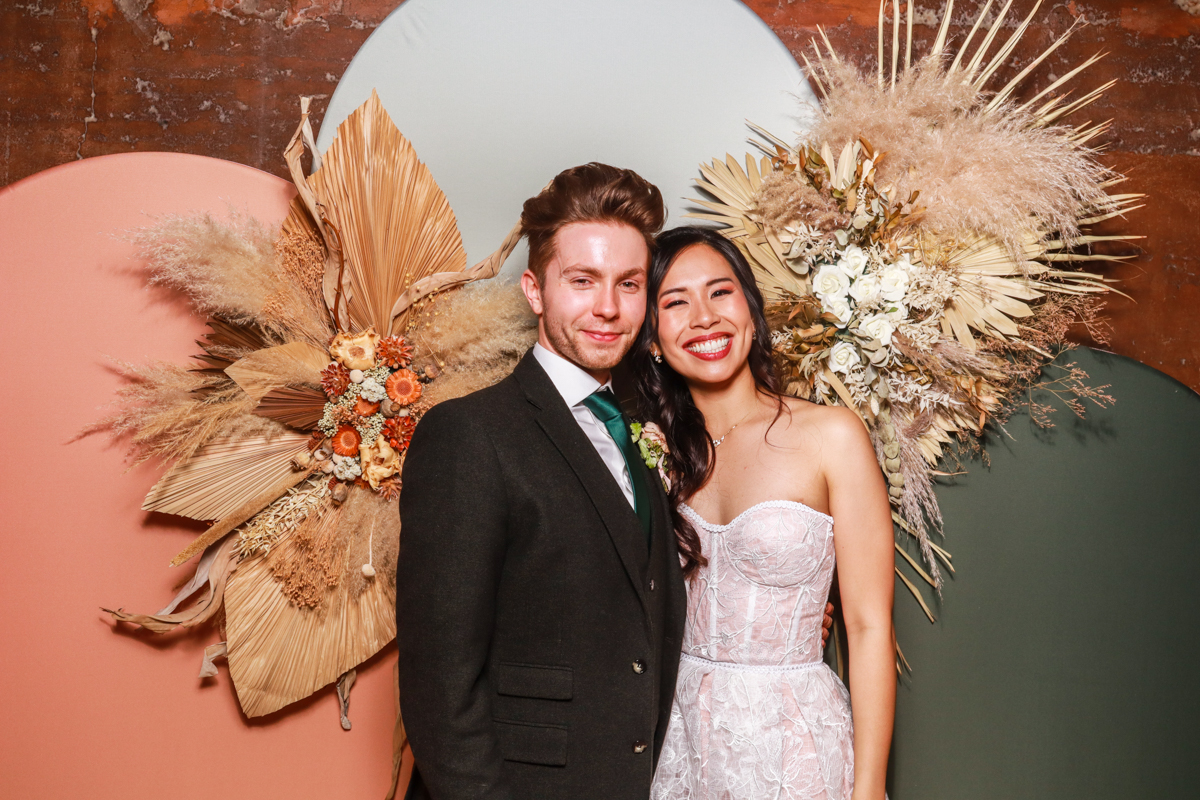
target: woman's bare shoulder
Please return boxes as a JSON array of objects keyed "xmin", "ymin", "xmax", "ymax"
[{"xmin": 778, "ymin": 396, "xmax": 866, "ymax": 440}]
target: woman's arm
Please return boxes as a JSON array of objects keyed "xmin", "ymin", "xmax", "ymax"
[{"xmin": 822, "ymin": 407, "xmax": 896, "ymax": 800}]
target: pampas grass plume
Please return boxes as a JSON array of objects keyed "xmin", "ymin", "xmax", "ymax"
[{"xmin": 808, "ymin": 58, "xmax": 1112, "ymax": 257}]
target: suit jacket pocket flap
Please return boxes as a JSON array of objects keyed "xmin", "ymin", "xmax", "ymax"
[
  {"xmin": 495, "ymin": 662, "xmax": 573, "ymax": 700},
  {"xmin": 494, "ymin": 719, "xmax": 568, "ymax": 767}
]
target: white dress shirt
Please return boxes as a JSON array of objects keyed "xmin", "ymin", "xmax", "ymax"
[{"xmin": 532, "ymin": 343, "xmax": 636, "ymax": 509}]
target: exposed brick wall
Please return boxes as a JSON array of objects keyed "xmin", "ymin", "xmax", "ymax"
[{"xmin": 2, "ymin": 0, "xmax": 1196, "ymax": 389}]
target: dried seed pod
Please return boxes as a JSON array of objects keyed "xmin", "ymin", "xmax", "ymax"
[
  {"xmin": 380, "ymin": 399, "xmax": 400, "ymax": 418},
  {"xmin": 292, "ymin": 451, "xmax": 312, "ymax": 471},
  {"xmin": 884, "ymin": 457, "xmax": 901, "ymax": 472},
  {"xmin": 331, "ymin": 482, "xmax": 349, "ymax": 505},
  {"xmin": 883, "ymin": 442, "xmax": 901, "ymax": 459},
  {"xmin": 887, "ymin": 472, "xmax": 905, "ymax": 488},
  {"xmin": 888, "ymin": 486, "xmax": 904, "ymax": 499}
]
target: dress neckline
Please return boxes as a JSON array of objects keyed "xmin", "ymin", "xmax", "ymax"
[{"xmin": 679, "ymin": 499, "xmax": 834, "ymax": 530}]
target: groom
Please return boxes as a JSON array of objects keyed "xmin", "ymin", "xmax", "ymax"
[{"xmin": 397, "ymin": 163, "xmax": 688, "ymax": 800}]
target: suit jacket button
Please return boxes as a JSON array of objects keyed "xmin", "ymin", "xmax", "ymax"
[
  {"xmin": 632, "ymin": 659, "xmax": 646, "ymax": 674},
  {"xmin": 633, "ymin": 741, "xmax": 648, "ymax": 754},
  {"xmin": 649, "ymin": 579, "xmax": 655, "ymax": 591}
]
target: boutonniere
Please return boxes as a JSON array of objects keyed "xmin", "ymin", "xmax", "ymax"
[{"xmin": 630, "ymin": 421, "xmax": 671, "ymax": 492}]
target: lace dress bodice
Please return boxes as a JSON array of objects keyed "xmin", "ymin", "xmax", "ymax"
[
  {"xmin": 680, "ymin": 500, "xmax": 835, "ymax": 668},
  {"xmin": 651, "ymin": 501, "xmax": 855, "ymax": 800}
]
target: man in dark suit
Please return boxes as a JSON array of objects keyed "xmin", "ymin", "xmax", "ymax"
[{"xmin": 397, "ymin": 163, "xmax": 687, "ymax": 800}]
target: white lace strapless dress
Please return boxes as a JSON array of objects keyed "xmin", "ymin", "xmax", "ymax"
[{"xmin": 651, "ymin": 501, "xmax": 854, "ymax": 800}]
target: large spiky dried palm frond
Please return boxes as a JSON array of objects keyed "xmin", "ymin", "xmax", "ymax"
[
  {"xmin": 142, "ymin": 432, "xmax": 312, "ymax": 522},
  {"xmin": 224, "ymin": 341, "xmax": 329, "ymax": 401},
  {"xmin": 224, "ymin": 489, "xmax": 399, "ymax": 717},
  {"xmin": 281, "ymin": 91, "xmax": 468, "ymax": 336}
]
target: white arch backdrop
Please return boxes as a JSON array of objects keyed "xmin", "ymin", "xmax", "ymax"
[{"xmin": 316, "ymin": 0, "xmax": 817, "ymax": 276}]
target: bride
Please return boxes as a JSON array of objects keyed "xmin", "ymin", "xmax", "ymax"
[{"xmin": 635, "ymin": 227, "xmax": 895, "ymax": 800}]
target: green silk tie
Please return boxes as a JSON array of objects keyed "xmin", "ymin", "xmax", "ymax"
[{"xmin": 581, "ymin": 389, "xmax": 652, "ymax": 543}]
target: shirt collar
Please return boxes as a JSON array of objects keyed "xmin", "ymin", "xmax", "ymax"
[{"xmin": 532, "ymin": 342, "xmax": 613, "ymax": 408}]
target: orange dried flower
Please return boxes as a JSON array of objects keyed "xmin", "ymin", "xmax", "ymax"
[
  {"xmin": 383, "ymin": 416, "xmax": 417, "ymax": 452},
  {"xmin": 320, "ymin": 363, "xmax": 351, "ymax": 398},
  {"xmin": 331, "ymin": 425, "xmax": 362, "ymax": 456},
  {"xmin": 377, "ymin": 335, "xmax": 414, "ymax": 369},
  {"xmin": 354, "ymin": 397, "xmax": 381, "ymax": 417},
  {"xmin": 385, "ymin": 369, "xmax": 422, "ymax": 405}
]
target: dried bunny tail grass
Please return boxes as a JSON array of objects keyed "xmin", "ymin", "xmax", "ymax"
[
  {"xmin": 133, "ymin": 212, "xmax": 331, "ymax": 347},
  {"xmin": 412, "ymin": 281, "xmax": 538, "ymax": 405},
  {"xmin": 757, "ymin": 170, "xmax": 850, "ymax": 234},
  {"xmin": 79, "ymin": 359, "xmax": 277, "ymax": 466},
  {"xmin": 809, "ymin": 57, "xmax": 1113, "ymax": 258},
  {"xmin": 342, "ymin": 496, "xmax": 400, "ymax": 599}
]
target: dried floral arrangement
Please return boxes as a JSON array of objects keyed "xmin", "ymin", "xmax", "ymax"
[
  {"xmin": 690, "ymin": 0, "xmax": 1140, "ymax": 624},
  {"xmin": 91, "ymin": 92, "xmax": 536, "ymax": 774}
]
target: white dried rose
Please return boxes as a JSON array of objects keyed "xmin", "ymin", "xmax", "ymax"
[
  {"xmin": 812, "ymin": 265, "xmax": 851, "ymax": 301},
  {"xmin": 859, "ymin": 313, "xmax": 896, "ymax": 346},
  {"xmin": 835, "ymin": 244, "xmax": 868, "ymax": 278},
  {"xmin": 849, "ymin": 272, "xmax": 881, "ymax": 304},
  {"xmin": 880, "ymin": 264, "xmax": 910, "ymax": 302},
  {"xmin": 822, "ymin": 296, "xmax": 853, "ymax": 328},
  {"xmin": 828, "ymin": 341, "xmax": 861, "ymax": 374},
  {"xmin": 884, "ymin": 301, "xmax": 908, "ymax": 321}
]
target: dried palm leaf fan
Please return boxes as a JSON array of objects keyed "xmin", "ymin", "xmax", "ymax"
[
  {"xmin": 96, "ymin": 88, "xmax": 535, "ymax": 770},
  {"xmin": 691, "ymin": 0, "xmax": 1141, "ymax": 648}
]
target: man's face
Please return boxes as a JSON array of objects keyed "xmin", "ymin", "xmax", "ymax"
[{"xmin": 521, "ymin": 221, "xmax": 649, "ymax": 381}]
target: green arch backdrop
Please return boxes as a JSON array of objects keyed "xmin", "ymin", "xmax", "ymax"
[{"xmin": 889, "ymin": 347, "xmax": 1200, "ymax": 798}]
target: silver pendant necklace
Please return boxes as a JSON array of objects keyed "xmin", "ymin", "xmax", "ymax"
[{"xmin": 711, "ymin": 409, "xmax": 754, "ymax": 448}]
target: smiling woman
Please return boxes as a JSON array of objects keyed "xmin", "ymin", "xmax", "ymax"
[{"xmin": 632, "ymin": 225, "xmax": 896, "ymax": 800}]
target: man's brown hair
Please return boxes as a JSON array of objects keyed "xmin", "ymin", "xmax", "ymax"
[{"xmin": 520, "ymin": 163, "xmax": 665, "ymax": 283}]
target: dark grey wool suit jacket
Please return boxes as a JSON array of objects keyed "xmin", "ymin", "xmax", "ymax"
[{"xmin": 396, "ymin": 350, "xmax": 687, "ymax": 800}]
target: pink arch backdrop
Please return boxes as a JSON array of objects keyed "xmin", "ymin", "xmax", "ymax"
[{"xmin": 0, "ymin": 153, "xmax": 401, "ymax": 798}]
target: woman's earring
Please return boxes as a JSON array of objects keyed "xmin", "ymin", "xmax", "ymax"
[{"xmin": 652, "ymin": 348, "xmax": 663, "ymax": 364}]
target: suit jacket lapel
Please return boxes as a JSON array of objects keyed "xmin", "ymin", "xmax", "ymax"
[
  {"xmin": 641, "ymin": 456, "xmax": 669, "ymax": 566},
  {"xmin": 514, "ymin": 352, "xmax": 650, "ymax": 611}
]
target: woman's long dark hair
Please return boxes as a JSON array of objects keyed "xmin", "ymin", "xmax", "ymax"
[{"xmin": 631, "ymin": 226, "xmax": 783, "ymax": 577}]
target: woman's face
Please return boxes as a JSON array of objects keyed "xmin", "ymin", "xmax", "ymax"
[{"xmin": 655, "ymin": 243, "xmax": 754, "ymax": 388}]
